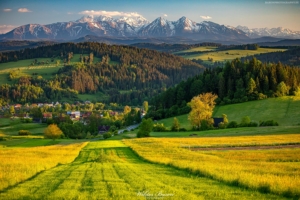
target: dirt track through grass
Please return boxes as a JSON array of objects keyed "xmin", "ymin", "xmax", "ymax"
[{"xmin": 0, "ymin": 141, "xmax": 284, "ymax": 199}]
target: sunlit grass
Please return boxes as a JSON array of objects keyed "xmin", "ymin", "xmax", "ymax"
[
  {"xmin": 125, "ymin": 135, "xmax": 300, "ymax": 198},
  {"xmin": 180, "ymin": 48, "xmax": 287, "ymax": 61},
  {"xmin": 0, "ymin": 140, "xmax": 281, "ymax": 199},
  {"xmin": 0, "ymin": 142, "xmax": 87, "ymax": 191}
]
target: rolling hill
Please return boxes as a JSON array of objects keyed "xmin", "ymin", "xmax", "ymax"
[
  {"xmin": 0, "ymin": 42, "xmax": 204, "ymax": 105},
  {"xmin": 156, "ymin": 96, "xmax": 300, "ymax": 130}
]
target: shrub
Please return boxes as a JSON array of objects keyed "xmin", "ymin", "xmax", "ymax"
[
  {"xmin": 239, "ymin": 116, "xmax": 251, "ymax": 127},
  {"xmin": 113, "ymin": 130, "xmax": 118, "ymax": 135},
  {"xmin": 199, "ymin": 120, "xmax": 213, "ymax": 131},
  {"xmin": 227, "ymin": 121, "xmax": 238, "ymax": 128},
  {"xmin": 85, "ymin": 132, "xmax": 92, "ymax": 139},
  {"xmin": 18, "ymin": 130, "xmax": 31, "ymax": 135},
  {"xmin": 109, "ymin": 125, "xmax": 117, "ymax": 132},
  {"xmin": 103, "ymin": 132, "xmax": 112, "ymax": 139},
  {"xmin": 218, "ymin": 122, "xmax": 226, "ymax": 129},
  {"xmin": 20, "ymin": 118, "xmax": 33, "ymax": 123},
  {"xmin": 179, "ymin": 128, "xmax": 187, "ymax": 132},
  {"xmin": 153, "ymin": 123, "xmax": 167, "ymax": 132},
  {"xmin": 260, "ymin": 120, "xmax": 279, "ymax": 126},
  {"xmin": 248, "ymin": 122, "xmax": 258, "ymax": 127},
  {"xmin": 123, "ymin": 130, "xmax": 128, "ymax": 133}
]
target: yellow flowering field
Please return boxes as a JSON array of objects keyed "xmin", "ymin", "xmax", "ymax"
[
  {"xmin": 0, "ymin": 142, "xmax": 87, "ymax": 191},
  {"xmin": 124, "ymin": 134, "xmax": 300, "ymax": 198}
]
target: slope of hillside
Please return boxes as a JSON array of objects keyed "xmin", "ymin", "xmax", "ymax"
[
  {"xmin": 156, "ymin": 97, "xmax": 300, "ymax": 130},
  {"xmin": 0, "ymin": 42, "xmax": 204, "ymax": 105},
  {"xmin": 213, "ymin": 96, "xmax": 300, "ymax": 126}
]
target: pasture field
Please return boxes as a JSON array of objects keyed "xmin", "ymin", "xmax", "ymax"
[
  {"xmin": 0, "ymin": 142, "xmax": 87, "ymax": 191},
  {"xmin": 150, "ymin": 126, "xmax": 300, "ymax": 138},
  {"xmin": 77, "ymin": 91, "xmax": 110, "ymax": 102},
  {"xmin": 174, "ymin": 46, "xmax": 218, "ymax": 54},
  {"xmin": 124, "ymin": 135, "xmax": 300, "ymax": 198},
  {"xmin": 213, "ymin": 96, "xmax": 300, "ymax": 126},
  {"xmin": 0, "ymin": 118, "xmax": 47, "ymax": 136},
  {"xmin": 0, "ymin": 140, "xmax": 283, "ymax": 199},
  {"xmin": 156, "ymin": 96, "xmax": 300, "ymax": 131},
  {"xmin": 177, "ymin": 47, "xmax": 287, "ymax": 62}
]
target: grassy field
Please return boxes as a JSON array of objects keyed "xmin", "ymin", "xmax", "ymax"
[
  {"xmin": 156, "ymin": 96, "xmax": 300, "ymax": 132},
  {"xmin": 0, "ymin": 140, "xmax": 284, "ymax": 199},
  {"xmin": 176, "ymin": 47, "xmax": 287, "ymax": 63},
  {"xmin": 174, "ymin": 46, "xmax": 218, "ymax": 54},
  {"xmin": 77, "ymin": 91, "xmax": 110, "ymax": 102},
  {"xmin": 213, "ymin": 96, "xmax": 300, "ymax": 126},
  {"xmin": 124, "ymin": 136, "xmax": 300, "ymax": 198},
  {"xmin": 0, "ymin": 118, "xmax": 47, "ymax": 136},
  {"xmin": 150, "ymin": 126, "xmax": 300, "ymax": 138}
]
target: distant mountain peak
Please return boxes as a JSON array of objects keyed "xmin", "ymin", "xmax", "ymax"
[
  {"xmin": 2, "ymin": 15, "xmax": 299, "ymax": 41},
  {"xmin": 236, "ymin": 25, "xmax": 300, "ymax": 39}
]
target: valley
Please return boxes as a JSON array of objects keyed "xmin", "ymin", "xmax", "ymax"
[{"xmin": 0, "ymin": 3, "xmax": 299, "ymax": 199}]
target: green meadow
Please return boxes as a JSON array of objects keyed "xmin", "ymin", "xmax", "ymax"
[
  {"xmin": 151, "ymin": 96, "xmax": 300, "ymax": 139},
  {"xmin": 174, "ymin": 46, "xmax": 218, "ymax": 54},
  {"xmin": 175, "ymin": 47, "xmax": 287, "ymax": 63},
  {"xmin": 0, "ymin": 140, "xmax": 285, "ymax": 199}
]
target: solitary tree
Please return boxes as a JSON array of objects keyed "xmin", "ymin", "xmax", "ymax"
[
  {"xmin": 44, "ymin": 124, "xmax": 63, "ymax": 140},
  {"xmin": 171, "ymin": 117, "xmax": 180, "ymax": 131},
  {"xmin": 188, "ymin": 93, "xmax": 218, "ymax": 130},
  {"xmin": 137, "ymin": 118, "xmax": 153, "ymax": 138}
]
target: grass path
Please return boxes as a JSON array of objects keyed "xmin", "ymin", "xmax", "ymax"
[{"xmin": 0, "ymin": 141, "xmax": 283, "ymax": 199}]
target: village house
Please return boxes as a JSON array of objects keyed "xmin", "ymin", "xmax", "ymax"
[
  {"xmin": 14, "ymin": 104, "xmax": 22, "ymax": 110},
  {"xmin": 67, "ymin": 111, "xmax": 80, "ymax": 120},
  {"xmin": 43, "ymin": 113, "xmax": 53, "ymax": 119}
]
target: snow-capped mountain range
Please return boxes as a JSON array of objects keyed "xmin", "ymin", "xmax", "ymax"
[
  {"xmin": 236, "ymin": 25, "xmax": 300, "ymax": 39},
  {"xmin": 1, "ymin": 15, "xmax": 299, "ymax": 41}
]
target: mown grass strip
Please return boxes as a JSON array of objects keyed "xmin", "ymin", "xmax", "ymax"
[{"xmin": 0, "ymin": 140, "xmax": 284, "ymax": 199}]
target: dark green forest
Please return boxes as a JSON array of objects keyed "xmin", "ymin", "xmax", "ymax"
[
  {"xmin": 0, "ymin": 42, "xmax": 204, "ymax": 105},
  {"xmin": 241, "ymin": 47, "xmax": 300, "ymax": 66},
  {"xmin": 147, "ymin": 57, "xmax": 300, "ymax": 119}
]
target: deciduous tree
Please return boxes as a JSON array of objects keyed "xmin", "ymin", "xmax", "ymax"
[
  {"xmin": 171, "ymin": 117, "xmax": 180, "ymax": 131},
  {"xmin": 188, "ymin": 93, "xmax": 217, "ymax": 130},
  {"xmin": 137, "ymin": 118, "xmax": 153, "ymax": 138},
  {"xmin": 44, "ymin": 124, "xmax": 63, "ymax": 140}
]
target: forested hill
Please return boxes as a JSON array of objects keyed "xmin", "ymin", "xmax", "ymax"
[
  {"xmin": 240, "ymin": 47, "xmax": 300, "ymax": 66},
  {"xmin": 0, "ymin": 42, "xmax": 204, "ymax": 105},
  {"xmin": 147, "ymin": 57, "xmax": 300, "ymax": 119}
]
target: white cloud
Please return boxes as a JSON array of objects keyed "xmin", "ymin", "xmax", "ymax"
[
  {"xmin": 3, "ymin": 8, "xmax": 12, "ymax": 12},
  {"xmin": 67, "ymin": 12, "xmax": 73, "ymax": 15},
  {"xmin": 163, "ymin": 14, "xmax": 168, "ymax": 17},
  {"xmin": 200, "ymin": 16, "xmax": 212, "ymax": 19},
  {"xmin": 78, "ymin": 10, "xmax": 142, "ymax": 18},
  {"xmin": 0, "ymin": 25, "xmax": 17, "ymax": 34},
  {"xmin": 18, "ymin": 8, "xmax": 32, "ymax": 13}
]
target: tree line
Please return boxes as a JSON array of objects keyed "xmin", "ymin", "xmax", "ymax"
[{"xmin": 147, "ymin": 57, "xmax": 300, "ymax": 120}]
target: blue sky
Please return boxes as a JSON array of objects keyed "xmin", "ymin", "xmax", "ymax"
[{"xmin": 0, "ymin": 0, "xmax": 299, "ymax": 33}]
